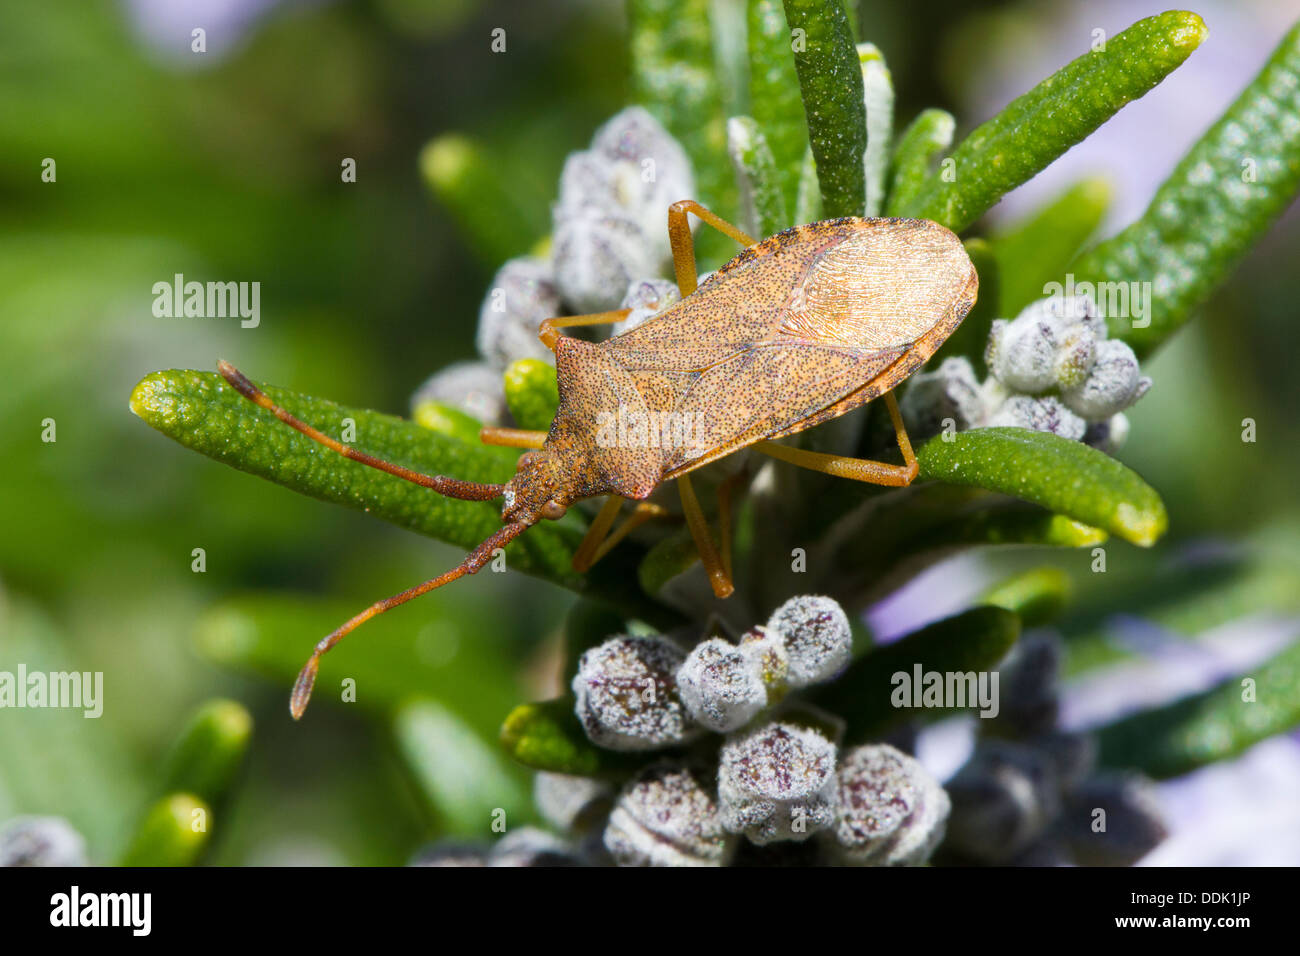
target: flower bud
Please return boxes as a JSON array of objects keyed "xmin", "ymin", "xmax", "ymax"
[
  {"xmin": 1084, "ymin": 412, "xmax": 1130, "ymax": 453},
  {"xmin": 1062, "ymin": 773, "xmax": 1166, "ymax": 866},
  {"xmin": 572, "ymin": 635, "xmax": 699, "ymax": 751},
  {"xmin": 984, "ymin": 394, "xmax": 1087, "ymax": 440},
  {"xmin": 987, "ymin": 315, "xmax": 1059, "ymax": 393},
  {"xmin": 994, "ymin": 633, "xmax": 1064, "ymax": 737},
  {"xmin": 604, "ymin": 763, "xmax": 737, "ymax": 866},
  {"xmin": 900, "ymin": 356, "xmax": 986, "ymax": 435},
  {"xmin": 765, "ymin": 595, "xmax": 852, "ymax": 688},
  {"xmin": 533, "ymin": 772, "xmax": 614, "ymax": 834},
  {"xmin": 738, "ymin": 626, "xmax": 790, "ymax": 694},
  {"xmin": 829, "ymin": 744, "xmax": 951, "ymax": 866},
  {"xmin": 0, "ymin": 816, "xmax": 87, "ymax": 867},
  {"xmin": 589, "ymin": 106, "xmax": 694, "ymax": 261},
  {"xmin": 718, "ymin": 722, "xmax": 838, "ymax": 845},
  {"xmin": 489, "ymin": 826, "xmax": 581, "ymax": 867},
  {"xmin": 614, "ymin": 277, "xmax": 680, "ymax": 335},
  {"xmin": 553, "ymin": 209, "xmax": 657, "ymax": 313},
  {"xmin": 1032, "ymin": 731, "xmax": 1098, "ymax": 792},
  {"xmin": 476, "ymin": 257, "xmax": 561, "ymax": 369},
  {"xmin": 944, "ymin": 741, "xmax": 1061, "ymax": 863},
  {"xmin": 677, "ymin": 637, "xmax": 768, "ymax": 733},
  {"xmin": 1060, "ymin": 338, "xmax": 1150, "ymax": 420},
  {"xmin": 410, "ymin": 360, "xmax": 506, "ymax": 426},
  {"xmin": 1053, "ymin": 325, "xmax": 1097, "ymax": 389}
]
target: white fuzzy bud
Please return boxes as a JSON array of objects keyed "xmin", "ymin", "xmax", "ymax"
[
  {"xmin": 476, "ymin": 257, "xmax": 561, "ymax": 369},
  {"xmin": 738, "ymin": 626, "xmax": 790, "ymax": 693},
  {"xmin": 830, "ymin": 744, "xmax": 951, "ymax": 866},
  {"xmin": 613, "ymin": 277, "xmax": 680, "ymax": 335},
  {"xmin": 900, "ymin": 356, "xmax": 986, "ymax": 435},
  {"xmin": 604, "ymin": 763, "xmax": 737, "ymax": 866},
  {"xmin": 765, "ymin": 595, "xmax": 852, "ymax": 688},
  {"xmin": 988, "ymin": 295, "xmax": 1108, "ymax": 394},
  {"xmin": 1060, "ymin": 338, "xmax": 1150, "ymax": 420},
  {"xmin": 987, "ymin": 315, "xmax": 1059, "ymax": 393},
  {"xmin": 983, "ymin": 394, "xmax": 1087, "ymax": 440},
  {"xmin": 718, "ymin": 722, "xmax": 838, "ymax": 845},
  {"xmin": 489, "ymin": 827, "xmax": 579, "ymax": 867},
  {"xmin": 0, "ymin": 816, "xmax": 87, "ymax": 867},
  {"xmin": 410, "ymin": 360, "xmax": 507, "ymax": 426},
  {"xmin": 677, "ymin": 637, "xmax": 768, "ymax": 733},
  {"xmin": 589, "ymin": 106, "xmax": 694, "ymax": 262},
  {"xmin": 552, "ymin": 209, "xmax": 658, "ymax": 313},
  {"xmin": 533, "ymin": 772, "xmax": 613, "ymax": 833},
  {"xmin": 572, "ymin": 635, "xmax": 699, "ymax": 751}
]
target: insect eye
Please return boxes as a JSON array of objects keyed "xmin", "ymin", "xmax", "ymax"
[{"xmin": 540, "ymin": 500, "xmax": 567, "ymax": 521}]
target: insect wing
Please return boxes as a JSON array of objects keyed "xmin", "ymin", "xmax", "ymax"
[{"xmin": 602, "ymin": 218, "xmax": 976, "ymax": 476}]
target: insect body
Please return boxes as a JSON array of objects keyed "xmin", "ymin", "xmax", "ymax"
[{"xmin": 218, "ymin": 201, "xmax": 977, "ymax": 718}]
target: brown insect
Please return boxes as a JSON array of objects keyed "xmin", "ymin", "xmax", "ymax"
[{"xmin": 218, "ymin": 200, "xmax": 977, "ymax": 718}]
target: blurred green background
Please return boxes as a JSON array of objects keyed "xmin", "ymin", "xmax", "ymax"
[{"xmin": 2, "ymin": 0, "xmax": 1298, "ymax": 864}]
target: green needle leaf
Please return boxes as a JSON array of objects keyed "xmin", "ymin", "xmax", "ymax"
[
  {"xmin": 412, "ymin": 399, "xmax": 490, "ymax": 447},
  {"xmin": 160, "ymin": 699, "xmax": 253, "ymax": 808},
  {"xmin": 420, "ymin": 134, "xmax": 547, "ymax": 264},
  {"xmin": 395, "ymin": 698, "xmax": 530, "ymax": 835},
  {"xmin": 748, "ymin": 0, "xmax": 809, "ymax": 208},
  {"xmin": 857, "ymin": 42, "xmax": 894, "ymax": 216},
  {"xmin": 814, "ymin": 606, "xmax": 1021, "ymax": 741},
  {"xmin": 783, "ymin": 0, "xmax": 867, "ymax": 218},
  {"xmin": 916, "ymin": 428, "xmax": 1167, "ymax": 547},
  {"xmin": 500, "ymin": 697, "xmax": 641, "ymax": 777},
  {"xmin": 897, "ymin": 11, "xmax": 1207, "ymax": 231},
  {"xmin": 728, "ymin": 116, "xmax": 791, "ymax": 237},
  {"xmin": 629, "ymin": 0, "xmax": 732, "ymax": 216},
  {"xmin": 1096, "ymin": 635, "xmax": 1300, "ymax": 778},
  {"xmin": 129, "ymin": 368, "xmax": 581, "ymax": 585},
  {"xmin": 982, "ymin": 567, "xmax": 1072, "ymax": 627},
  {"xmin": 1071, "ymin": 18, "xmax": 1300, "ymax": 358},
  {"xmin": 885, "ymin": 108, "xmax": 954, "ymax": 216},
  {"xmin": 794, "ymin": 145, "xmax": 823, "ymax": 224},
  {"xmin": 119, "ymin": 794, "xmax": 211, "ymax": 867}
]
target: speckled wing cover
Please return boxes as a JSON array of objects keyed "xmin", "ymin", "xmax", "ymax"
[{"xmin": 597, "ymin": 217, "xmax": 978, "ymax": 481}]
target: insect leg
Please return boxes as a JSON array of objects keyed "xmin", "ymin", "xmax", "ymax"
[
  {"xmin": 676, "ymin": 473, "xmax": 735, "ymax": 598},
  {"xmin": 217, "ymin": 361, "xmax": 503, "ymax": 501},
  {"xmin": 479, "ymin": 427, "xmax": 548, "ymax": 449},
  {"xmin": 754, "ymin": 393, "xmax": 919, "ymax": 487},
  {"xmin": 571, "ymin": 496, "xmax": 624, "ymax": 572},
  {"xmin": 588, "ymin": 501, "xmax": 673, "ymax": 568},
  {"xmin": 666, "ymin": 200, "xmax": 758, "ymax": 296},
  {"xmin": 289, "ymin": 520, "xmax": 530, "ymax": 719},
  {"xmin": 538, "ymin": 308, "xmax": 632, "ymax": 351}
]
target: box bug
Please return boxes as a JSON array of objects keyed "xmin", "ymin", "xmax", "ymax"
[{"xmin": 218, "ymin": 200, "xmax": 977, "ymax": 717}]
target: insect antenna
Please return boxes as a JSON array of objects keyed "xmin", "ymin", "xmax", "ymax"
[
  {"xmin": 217, "ymin": 360, "xmax": 504, "ymax": 502},
  {"xmin": 290, "ymin": 520, "xmax": 530, "ymax": 719}
]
